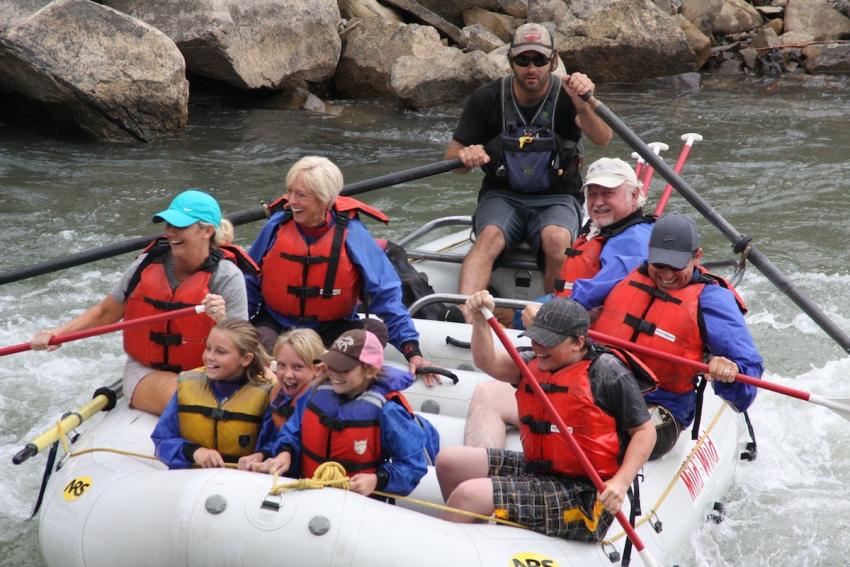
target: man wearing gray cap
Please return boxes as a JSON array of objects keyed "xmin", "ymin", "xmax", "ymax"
[
  {"xmin": 594, "ymin": 213, "xmax": 763, "ymax": 458},
  {"xmin": 436, "ymin": 290, "xmax": 655, "ymax": 541},
  {"xmin": 446, "ymin": 23, "xmax": 612, "ymax": 319}
]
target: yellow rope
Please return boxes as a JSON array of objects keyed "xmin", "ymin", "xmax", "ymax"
[
  {"xmin": 57, "ymin": 419, "xmax": 70, "ymax": 454},
  {"xmin": 601, "ymin": 403, "xmax": 728, "ymax": 546}
]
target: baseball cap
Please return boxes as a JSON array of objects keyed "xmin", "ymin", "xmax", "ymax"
[
  {"xmin": 318, "ymin": 329, "xmax": 384, "ymax": 372},
  {"xmin": 581, "ymin": 157, "xmax": 638, "ymax": 190},
  {"xmin": 520, "ymin": 297, "xmax": 589, "ymax": 348},
  {"xmin": 509, "ymin": 23, "xmax": 555, "ymax": 58},
  {"xmin": 360, "ymin": 318, "xmax": 389, "ymax": 348},
  {"xmin": 648, "ymin": 213, "xmax": 700, "ymax": 270},
  {"xmin": 152, "ymin": 189, "xmax": 222, "ymax": 228}
]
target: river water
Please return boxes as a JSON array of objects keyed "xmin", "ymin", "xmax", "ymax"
[{"xmin": 2, "ymin": 73, "xmax": 850, "ymax": 566}]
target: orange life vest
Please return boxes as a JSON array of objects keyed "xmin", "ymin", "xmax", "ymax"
[
  {"xmin": 593, "ymin": 265, "xmax": 745, "ymax": 394},
  {"xmin": 300, "ymin": 383, "xmax": 385, "ymax": 477},
  {"xmin": 555, "ymin": 213, "xmax": 652, "ymax": 298},
  {"xmin": 516, "ymin": 353, "xmax": 621, "ymax": 480},
  {"xmin": 258, "ymin": 197, "xmax": 389, "ymax": 323},
  {"xmin": 123, "ymin": 242, "xmax": 219, "ymax": 372}
]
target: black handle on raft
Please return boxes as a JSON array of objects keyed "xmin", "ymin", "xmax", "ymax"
[
  {"xmin": 13, "ymin": 444, "xmax": 38, "ymax": 465},
  {"xmin": 415, "ymin": 366, "xmax": 459, "ymax": 385}
]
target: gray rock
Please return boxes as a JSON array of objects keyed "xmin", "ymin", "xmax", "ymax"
[
  {"xmin": 682, "ymin": 0, "xmax": 724, "ymax": 34},
  {"xmin": 462, "ymin": 8, "xmax": 514, "ymax": 42},
  {"xmin": 740, "ymin": 46, "xmax": 759, "ymax": 68},
  {"xmin": 413, "ymin": 0, "xmax": 501, "ymax": 26},
  {"xmin": 0, "ymin": 0, "xmax": 51, "ymax": 33},
  {"xmin": 501, "ymin": 0, "xmax": 529, "ymax": 18},
  {"xmin": 335, "ymin": 18, "xmax": 449, "ymax": 98},
  {"xmin": 803, "ymin": 41, "xmax": 850, "ymax": 72},
  {"xmin": 103, "ymin": 0, "xmax": 341, "ymax": 90},
  {"xmin": 391, "ymin": 49, "xmax": 501, "ymax": 108},
  {"xmin": 555, "ymin": 0, "xmax": 698, "ymax": 82},
  {"xmin": 784, "ymin": 0, "xmax": 850, "ymax": 41},
  {"xmin": 463, "ymin": 24, "xmax": 505, "ymax": 52},
  {"xmin": 752, "ymin": 26, "xmax": 781, "ymax": 48},
  {"xmin": 0, "ymin": 0, "xmax": 187, "ymax": 141},
  {"xmin": 713, "ymin": 0, "xmax": 763, "ymax": 34},
  {"xmin": 677, "ymin": 13, "xmax": 712, "ymax": 69}
]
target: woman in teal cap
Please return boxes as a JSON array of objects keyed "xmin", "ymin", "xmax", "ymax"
[{"xmin": 30, "ymin": 190, "xmax": 249, "ymax": 415}]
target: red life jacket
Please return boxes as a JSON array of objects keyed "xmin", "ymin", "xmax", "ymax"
[
  {"xmin": 516, "ymin": 353, "xmax": 621, "ymax": 480},
  {"xmin": 593, "ymin": 264, "xmax": 745, "ymax": 394},
  {"xmin": 300, "ymin": 383, "xmax": 387, "ymax": 477},
  {"xmin": 123, "ymin": 241, "xmax": 219, "ymax": 372},
  {"xmin": 259, "ymin": 197, "xmax": 389, "ymax": 322},
  {"xmin": 555, "ymin": 213, "xmax": 652, "ymax": 298},
  {"xmin": 219, "ymin": 244, "xmax": 260, "ymax": 277}
]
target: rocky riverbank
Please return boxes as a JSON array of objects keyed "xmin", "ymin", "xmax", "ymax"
[{"xmin": 1, "ymin": 0, "xmax": 848, "ymax": 142}]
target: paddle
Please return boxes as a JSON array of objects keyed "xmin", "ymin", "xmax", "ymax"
[
  {"xmin": 653, "ymin": 133, "xmax": 703, "ymax": 216},
  {"xmin": 13, "ymin": 379, "xmax": 123, "ymax": 464},
  {"xmin": 581, "ymin": 92, "xmax": 850, "ymax": 355},
  {"xmin": 0, "ymin": 304, "xmax": 206, "ymax": 357},
  {"xmin": 588, "ymin": 329, "xmax": 850, "ymax": 422},
  {"xmin": 481, "ymin": 307, "xmax": 660, "ymax": 567},
  {"xmin": 0, "ymin": 159, "xmax": 463, "ymax": 286}
]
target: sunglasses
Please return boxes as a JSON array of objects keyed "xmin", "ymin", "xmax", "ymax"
[{"xmin": 513, "ymin": 53, "xmax": 552, "ymax": 67}]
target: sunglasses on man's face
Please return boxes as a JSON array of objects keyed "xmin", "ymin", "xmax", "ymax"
[{"xmin": 513, "ymin": 53, "xmax": 552, "ymax": 68}]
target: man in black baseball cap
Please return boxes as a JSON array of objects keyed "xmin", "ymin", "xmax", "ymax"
[{"xmin": 437, "ymin": 290, "xmax": 655, "ymax": 542}]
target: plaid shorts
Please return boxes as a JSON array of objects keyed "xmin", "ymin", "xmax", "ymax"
[{"xmin": 487, "ymin": 449, "xmax": 614, "ymax": 542}]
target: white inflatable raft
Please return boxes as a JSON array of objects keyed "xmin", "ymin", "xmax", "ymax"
[{"xmin": 36, "ymin": 217, "xmax": 750, "ymax": 566}]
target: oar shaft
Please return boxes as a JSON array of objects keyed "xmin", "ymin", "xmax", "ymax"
[
  {"xmin": 482, "ymin": 308, "xmax": 654, "ymax": 562},
  {"xmin": 0, "ymin": 159, "xmax": 463, "ymax": 286},
  {"xmin": 13, "ymin": 379, "xmax": 122, "ymax": 464},
  {"xmin": 584, "ymin": 95, "xmax": 850, "ymax": 355},
  {"xmin": 587, "ymin": 329, "xmax": 812, "ymax": 402},
  {"xmin": 654, "ymin": 134, "xmax": 701, "ymax": 216},
  {"xmin": 0, "ymin": 305, "xmax": 206, "ymax": 357}
]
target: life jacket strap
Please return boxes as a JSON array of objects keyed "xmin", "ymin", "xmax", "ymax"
[{"xmin": 177, "ymin": 404, "xmax": 263, "ymax": 424}]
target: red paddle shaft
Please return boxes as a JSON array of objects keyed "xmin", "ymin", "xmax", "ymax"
[{"xmin": 654, "ymin": 133, "xmax": 703, "ymax": 216}]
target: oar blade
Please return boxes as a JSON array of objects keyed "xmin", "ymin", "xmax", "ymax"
[{"xmin": 809, "ymin": 394, "xmax": 850, "ymax": 422}]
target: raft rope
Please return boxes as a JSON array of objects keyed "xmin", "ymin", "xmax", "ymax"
[{"xmin": 601, "ymin": 403, "xmax": 728, "ymax": 548}]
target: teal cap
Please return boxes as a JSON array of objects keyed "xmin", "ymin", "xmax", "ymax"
[{"xmin": 152, "ymin": 190, "xmax": 222, "ymax": 228}]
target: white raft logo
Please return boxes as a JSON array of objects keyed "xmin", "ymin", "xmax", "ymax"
[
  {"xmin": 353, "ymin": 439, "xmax": 368, "ymax": 455},
  {"xmin": 334, "ymin": 335, "xmax": 355, "ymax": 352}
]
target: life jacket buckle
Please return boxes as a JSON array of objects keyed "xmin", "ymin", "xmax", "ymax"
[{"xmin": 518, "ymin": 134, "xmax": 534, "ymax": 150}]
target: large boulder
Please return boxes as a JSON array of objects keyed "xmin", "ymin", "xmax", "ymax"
[
  {"xmin": 803, "ymin": 41, "xmax": 850, "ymax": 72},
  {"xmin": 103, "ymin": 0, "xmax": 341, "ymax": 90},
  {"xmin": 335, "ymin": 18, "xmax": 448, "ymax": 98},
  {"xmin": 555, "ymin": 0, "xmax": 699, "ymax": 82},
  {"xmin": 713, "ymin": 0, "xmax": 763, "ymax": 34},
  {"xmin": 784, "ymin": 0, "xmax": 850, "ymax": 41},
  {"xmin": 391, "ymin": 49, "xmax": 501, "ymax": 108},
  {"xmin": 338, "ymin": 0, "xmax": 404, "ymax": 22},
  {"xmin": 681, "ymin": 0, "xmax": 724, "ymax": 34},
  {"xmin": 677, "ymin": 14, "xmax": 712, "ymax": 69},
  {"xmin": 0, "ymin": 0, "xmax": 188, "ymax": 141}
]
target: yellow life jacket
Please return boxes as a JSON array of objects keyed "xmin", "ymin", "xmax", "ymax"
[{"xmin": 176, "ymin": 370, "xmax": 271, "ymax": 462}]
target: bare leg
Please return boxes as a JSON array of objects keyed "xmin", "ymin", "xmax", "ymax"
[
  {"xmin": 130, "ymin": 370, "xmax": 178, "ymax": 415},
  {"xmin": 443, "ymin": 478, "xmax": 496, "ymax": 523},
  {"xmin": 540, "ymin": 225, "xmax": 573, "ymax": 293},
  {"xmin": 458, "ymin": 226, "xmax": 506, "ymax": 321},
  {"xmin": 435, "ymin": 445, "xmax": 489, "ymax": 501},
  {"xmin": 464, "ymin": 381, "xmax": 520, "ymax": 448}
]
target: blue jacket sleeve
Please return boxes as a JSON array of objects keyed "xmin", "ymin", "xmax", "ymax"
[
  {"xmin": 345, "ymin": 219, "xmax": 420, "ymax": 351},
  {"xmin": 571, "ymin": 223, "xmax": 651, "ymax": 310},
  {"xmin": 151, "ymin": 394, "xmax": 195, "ymax": 469},
  {"xmin": 700, "ymin": 285, "xmax": 764, "ymax": 412},
  {"xmin": 268, "ymin": 393, "xmax": 308, "ymax": 466},
  {"xmin": 246, "ymin": 213, "xmax": 285, "ymax": 318},
  {"xmin": 254, "ymin": 407, "xmax": 276, "ymax": 454},
  {"xmin": 378, "ymin": 402, "xmax": 428, "ymax": 496}
]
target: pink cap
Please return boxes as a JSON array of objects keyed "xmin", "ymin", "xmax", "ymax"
[{"xmin": 318, "ymin": 329, "xmax": 384, "ymax": 371}]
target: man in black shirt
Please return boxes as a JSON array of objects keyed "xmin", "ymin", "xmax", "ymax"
[{"xmin": 446, "ymin": 23, "xmax": 612, "ymax": 320}]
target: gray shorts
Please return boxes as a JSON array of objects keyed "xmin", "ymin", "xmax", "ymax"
[
  {"xmin": 473, "ymin": 191, "xmax": 582, "ymax": 255},
  {"xmin": 121, "ymin": 357, "xmax": 155, "ymax": 401}
]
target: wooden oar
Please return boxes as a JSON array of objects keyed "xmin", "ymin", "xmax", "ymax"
[
  {"xmin": 0, "ymin": 159, "xmax": 463, "ymax": 285},
  {"xmin": 580, "ymin": 91, "xmax": 850, "ymax": 355},
  {"xmin": 589, "ymin": 329, "xmax": 850, "ymax": 422},
  {"xmin": 481, "ymin": 307, "xmax": 660, "ymax": 567},
  {"xmin": 12, "ymin": 379, "xmax": 123, "ymax": 464},
  {"xmin": 0, "ymin": 304, "xmax": 206, "ymax": 357}
]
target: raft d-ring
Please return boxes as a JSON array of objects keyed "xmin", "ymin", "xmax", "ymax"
[
  {"xmin": 261, "ymin": 493, "xmax": 283, "ymax": 512},
  {"xmin": 649, "ymin": 510, "xmax": 663, "ymax": 533},
  {"xmin": 601, "ymin": 541, "xmax": 620, "ymax": 563}
]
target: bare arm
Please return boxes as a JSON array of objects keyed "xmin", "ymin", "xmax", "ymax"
[
  {"xmin": 31, "ymin": 295, "xmax": 126, "ymax": 350},
  {"xmin": 597, "ymin": 419, "xmax": 655, "ymax": 514},
  {"xmin": 466, "ymin": 291, "xmax": 521, "ymax": 384},
  {"xmin": 445, "ymin": 139, "xmax": 490, "ymax": 174},
  {"xmin": 562, "ymin": 73, "xmax": 612, "ymax": 147}
]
